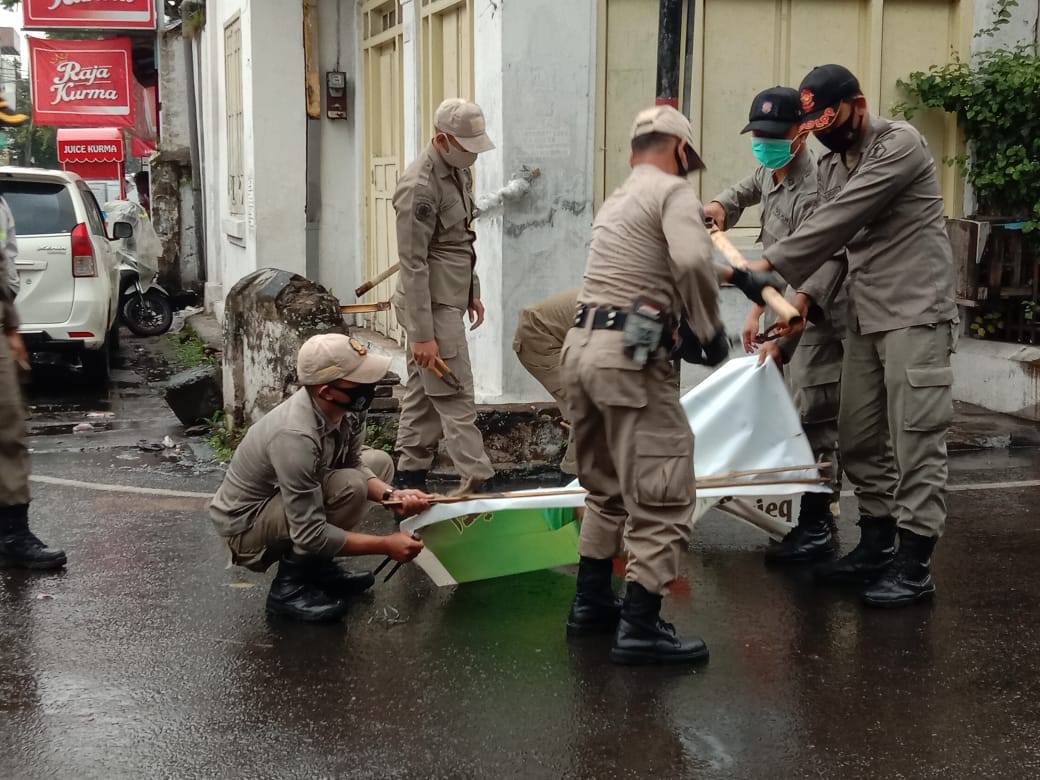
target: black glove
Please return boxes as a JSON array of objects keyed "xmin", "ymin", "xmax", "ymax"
[
  {"xmin": 702, "ymin": 327, "xmax": 730, "ymax": 367},
  {"xmin": 673, "ymin": 319, "xmax": 730, "ymax": 367},
  {"xmin": 729, "ymin": 267, "xmax": 785, "ymax": 307}
]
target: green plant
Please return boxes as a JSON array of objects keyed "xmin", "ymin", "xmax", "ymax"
[
  {"xmin": 366, "ymin": 420, "xmax": 398, "ymax": 455},
  {"xmin": 205, "ymin": 410, "xmax": 247, "ymax": 463},
  {"xmin": 170, "ymin": 332, "xmax": 219, "ymax": 368},
  {"xmin": 969, "ymin": 309, "xmax": 1006, "ymax": 339},
  {"xmin": 895, "ymin": 1, "xmax": 1040, "ymax": 233},
  {"xmin": 1023, "ymin": 299, "xmax": 1037, "ymax": 322}
]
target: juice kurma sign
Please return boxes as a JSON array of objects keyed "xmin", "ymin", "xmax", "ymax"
[
  {"xmin": 29, "ymin": 38, "xmax": 135, "ymax": 128},
  {"xmin": 23, "ymin": 0, "xmax": 156, "ymax": 30}
]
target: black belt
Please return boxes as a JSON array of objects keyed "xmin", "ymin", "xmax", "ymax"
[{"xmin": 573, "ymin": 304, "xmax": 627, "ymax": 330}]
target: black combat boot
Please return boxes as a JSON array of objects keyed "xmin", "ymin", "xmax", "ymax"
[
  {"xmin": 862, "ymin": 528, "xmax": 937, "ymax": 608},
  {"xmin": 566, "ymin": 556, "xmax": 622, "ymax": 637},
  {"xmin": 309, "ymin": 558, "xmax": 375, "ymax": 598},
  {"xmin": 813, "ymin": 514, "xmax": 897, "ymax": 585},
  {"xmin": 609, "ymin": 582, "xmax": 709, "ymax": 665},
  {"xmin": 0, "ymin": 505, "xmax": 67, "ymax": 570},
  {"xmin": 764, "ymin": 492, "xmax": 837, "ymax": 565},
  {"xmin": 266, "ymin": 554, "xmax": 350, "ymax": 622},
  {"xmin": 393, "ymin": 469, "xmax": 429, "ymax": 492}
]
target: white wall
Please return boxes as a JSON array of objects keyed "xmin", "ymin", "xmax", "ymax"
[
  {"xmin": 471, "ymin": 0, "xmax": 599, "ymax": 403},
  {"xmin": 158, "ymin": 29, "xmax": 190, "ymax": 153}
]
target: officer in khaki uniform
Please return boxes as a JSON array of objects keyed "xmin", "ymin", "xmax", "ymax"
[
  {"xmin": 562, "ymin": 105, "xmax": 740, "ymax": 666},
  {"xmin": 704, "ymin": 86, "xmax": 846, "ymax": 565},
  {"xmin": 513, "ymin": 287, "xmax": 581, "ymax": 475},
  {"xmin": 210, "ymin": 334, "xmax": 429, "ymax": 623},
  {"xmin": 754, "ymin": 65, "xmax": 958, "ymax": 608},
  {"xmin": 0, "ymin": 93, "xmax": 66, "ymax": 571},
  {"xmin": 391, "ymin": 98, "xmax": 496, "ymax": 495}
]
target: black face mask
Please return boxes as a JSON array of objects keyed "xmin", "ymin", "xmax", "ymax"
[
  {"xmin": 675, "ymin": 142, "xmax": 691, "ymax": 178},
  {"xmin": 328, "ymin": 383, "xmax": 376, "ymax": 413},
  {"xmin": 816, "ymin": 107, "xmax": 861, "ymax": 154}
]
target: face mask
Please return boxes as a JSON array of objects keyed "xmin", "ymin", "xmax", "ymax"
[
  {"xmin": 328, "ymin": 383, "xmax": 376, "ymax": 413},
  {"xmin": 751, "ymin": 137, "xmax": 795, "ymax": 169},
  {"xmin": 815, "ymin": 107, "xmax": 861, "ymax": 154},
  {"xmin": 674, "ymin": 142, "xmax": 692, "ymax": 178},
  {"xmin": 438, "ymin": 135, "xmax": 478, "ymax": 169}
]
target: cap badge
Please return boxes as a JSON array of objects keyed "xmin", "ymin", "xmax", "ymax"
[
  {"xmin": 799, "ymin": 105, "xmax": 838, "ymax": 132},
  {"xmin": 800, "ymin": 89, "xmax": 815, "ymax": 112},
  {"xmin": 348, "ymin": 337, "xmax": 368, "ymax": 356},
  {"xmin": 761, "ymin": 100, "xmax": 773, "ymax": 115}
]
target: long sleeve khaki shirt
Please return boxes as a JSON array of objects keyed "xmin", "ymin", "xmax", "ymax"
[
  {"xmin": 0, "ymin": 197, "xmax": 20, "ymax": 329},
  {"xmin": 392, "ymin": 143, "xmax": 481, "ymax": 343},
  {"xmin": 580, "ymin": 164, "xmax": 720, "ymax": 342},
  {"xmin": 764, "ymin": 116, "xmax": 957, "ymax": 336},
  {"xmin": 209, "ymin": 389, "xmax": 375, "ymax": 558}
]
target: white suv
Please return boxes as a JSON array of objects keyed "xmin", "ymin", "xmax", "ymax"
[{"xmin": 0, "ymin": 168, "xmax": 127, "ymax": 384}]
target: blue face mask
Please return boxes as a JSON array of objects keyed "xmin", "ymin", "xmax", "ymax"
[{"xmin": 751, "ymin": 137, "xmax": 795, "ymax": 169}]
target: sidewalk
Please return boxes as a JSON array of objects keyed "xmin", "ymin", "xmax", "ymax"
[{"xmin": 184, "ymin": 312, "xmax": 1040, "ymax": 453}]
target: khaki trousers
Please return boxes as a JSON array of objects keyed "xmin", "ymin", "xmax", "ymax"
[
  {"xmin": 563, "ymin": 327, "xmax": 694, "ymax": 594},
  {"xmin": 513, "ymin": 324, "xmax": 577, "ymax": 475},
  {"xmin": 839, "ymin": 322, "xmax": 956, "ymax": 537},
  {"xmin": 395, "ymin": 305, "xmax": 494, "ymax": 483},
  {"xmin": 227, "ymin": 448, "xmax": 395, "ymax": 571},
  {"xmin": 787, "ymin": 339, "xmax": 843, "ymax": 488},
  {"xmin": 0, "ymin": 334, "xmax": 30, "ymax": 507}
]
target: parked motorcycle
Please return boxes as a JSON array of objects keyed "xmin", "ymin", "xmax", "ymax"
[{"xmin": 105, "ymin": 201, "xmax": 174, "ymax": 337}]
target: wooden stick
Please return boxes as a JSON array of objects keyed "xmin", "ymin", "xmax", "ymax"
[
  {"xmin": 354, "ymin": 262, "xmax": 400, "ymax": 298},
  {"xmin": 698, "ymin": 462, "xmax": 830, "ymax": 482},
  {"xmin": 710, "ymin": 228, "xmax": 803, "ymax": 327},
  {"xmin": 340, "ymin": 302, "xmax": 391, "ymax": 314},
  {"xmin": 382, "ymin": 477, "xmax": 830, "ymax": 508}
]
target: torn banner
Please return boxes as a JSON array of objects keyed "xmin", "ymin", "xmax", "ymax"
[{"xmin": 400, "ymin": 356, "xmax": 828, "ymax": 586}]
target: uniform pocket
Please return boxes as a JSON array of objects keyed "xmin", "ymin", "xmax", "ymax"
[
  {"xmin": 633, "ymin": 430, "xmax": 694, "ymax": 506},
  {"xmin": 904, "ymin": 366, "xmax": 953, "ymax": 432},
  {"xmin": 438, "ymin": 198, "xmax": 468, "ymax": 230}
]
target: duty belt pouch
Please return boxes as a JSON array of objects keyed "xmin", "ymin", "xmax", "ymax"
[{"xmin": 622, "ymin": 297, "xmax": 666, "ymax": 367}]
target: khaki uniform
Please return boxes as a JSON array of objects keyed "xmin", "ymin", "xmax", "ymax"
[
  {"xmin": 712, "ymin": 150, "xmax": 845, "ymax": 485},
  {"xmin": 562, "ymin": 164, "xmax": 720, "ymax": 594},
  {"xmin": 209, "ymin": 388, "xmax": 395, "ymax": 571},
  {"xmin": 513, "ymin": 287, "xmax": 580, "ymax": 474},
  {"xmin": 0, "ymin": 198, "xmax": 29, "ymax": 509},
  {"xmin": 766, "ymin": 117, "xmax": 958, "ymax": 537},
  {"xmin": 391, "ymin": 143, "xmax": 494, "ymax": 483}
]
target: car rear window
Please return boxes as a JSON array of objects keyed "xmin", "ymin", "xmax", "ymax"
[{"xmin": 0, "ymin": 181, "xmax": 77, "ymax": 236}]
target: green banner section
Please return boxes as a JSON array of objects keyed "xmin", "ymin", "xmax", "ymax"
[{"xmin": 420, "ymin": 507, "xmax": 580, "ymax": 583}]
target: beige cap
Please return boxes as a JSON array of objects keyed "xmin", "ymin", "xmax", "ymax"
[
  {"xmin": 434, "ymin": 98, "xmax": 495, "ymax": 153},
  {"xmin": 630, "ymin": 105, "xmax": 705, "ymax": 171},
  {"xmin": 296, "ymin": 333, "xmax": 391, "ymax": 386}
]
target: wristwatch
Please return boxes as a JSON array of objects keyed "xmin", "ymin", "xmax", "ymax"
[{"xmin": 381, "ymin": 487, "xmax": 395, "ymax": 502}]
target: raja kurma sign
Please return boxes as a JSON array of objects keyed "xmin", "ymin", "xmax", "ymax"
[
  {"xmin": 29, "ymin": 38, "xmax": 135, "ymax": 128},
  {"xmin": 23, "ymin": 0, "xmax": 157, "ymax": 30}
]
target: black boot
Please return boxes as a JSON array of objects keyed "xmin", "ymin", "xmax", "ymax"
[
  {"xmin": 393, "ymin": 469, "xmax": 429, "ymax": 492},
  {"xmin": 813, "ymin": 514, "xmax": 897, "ymax": 585},
  {"xmin": 309, "ymin": 558, "xmax": 375, "ymax": 597},
  {"xmin": 609, "ymin": 582, "xmax": 709, "ymax": 665},
  {"xmin": 566, "ymin": 556, "xmax": 622, "ymax": 637},
  {"xmin": 266, "ymin": 554, "xmax": 350, "ymax": 622},
  {"xmin": 862, "ymin": 528, "xmax": 937, "ymax": 608},
  {"xmin": 0, "ymin": 505, "xmax": 67, "ymax": 570},
  {"xmin": 764, "ymin": 492, "xmax": 836, "ymax": 565}
]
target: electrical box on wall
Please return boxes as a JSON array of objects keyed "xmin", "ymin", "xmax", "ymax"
[{"xmin": 326, "ymin": 71, "xmax": 348, "ymax": 120}]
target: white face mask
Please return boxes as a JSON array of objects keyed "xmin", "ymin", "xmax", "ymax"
[{"xmin": 438, "ymin": 135, "xmax": 478, "ymax": 169}]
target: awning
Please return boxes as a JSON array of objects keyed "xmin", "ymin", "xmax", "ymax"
[{"xmin": 57, "ymin": 128, "xmax": 126, "ymax": 164}]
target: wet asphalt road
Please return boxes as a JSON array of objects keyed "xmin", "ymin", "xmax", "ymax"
[{"xmin": 2, "ymin": 338, "xmax": 1040, "ymax": 778}]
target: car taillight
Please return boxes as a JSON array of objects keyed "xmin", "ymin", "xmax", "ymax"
[{"xmin": 71, "ymin": 223, "xmax": 97, "ymax": 278}]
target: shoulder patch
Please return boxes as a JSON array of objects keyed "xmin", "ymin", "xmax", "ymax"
[
  {"xmin": 868, "ymin": 142, "xmax": 887, "ymax": 160},
  {"xmin": 415, "ymin": 201, "xmax": 434, "ymax": 221}
]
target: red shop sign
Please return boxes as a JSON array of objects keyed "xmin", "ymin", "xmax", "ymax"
[
  {"xmin": 29, "ymin": 37, "xmax": 135, "ymax": 128},
  {"xmin": 23, "ymin": 0, "xmax": 156, "ymax": 30}
]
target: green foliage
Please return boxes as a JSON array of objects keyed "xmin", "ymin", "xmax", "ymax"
[
  {"xmin": 895, "ymin": 2, "xmax": 1040, "ymax": 232},
  {"xmin": 366, "ymin": 419, "xmax": 398, "ymax": 455},
  {"xmin": 969, "ymin": 309, "xmax": 1006, "ymax": 339},
  {"xmin": 205, "ymin": 410, "xmax": 246, "ymax": 463},
  {"xmin": 169, "ymin": 331, "xmax": 219, "ymax": 368}
]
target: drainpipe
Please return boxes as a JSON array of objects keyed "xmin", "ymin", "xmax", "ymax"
[
  {"xmin": 303, "ymin": 0, "xmax": 321, "ymax": 281},
  {"xmin": 680, "ymin": 0, "xmax": 696, "ymax": 115},
  {"xmin": 183, "ymin": 29, "xmax": 207, "ymax": 282},
  {"xmin": 656, "ymin": 0, "xmax": 683, "ymax": 108}
]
